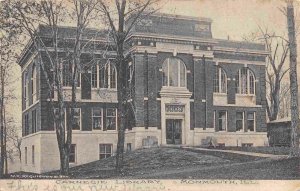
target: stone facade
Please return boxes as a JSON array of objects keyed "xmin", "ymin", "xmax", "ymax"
[{"xmin": 19, "ymin": 13, "xmax": 269, "ymax": 173}]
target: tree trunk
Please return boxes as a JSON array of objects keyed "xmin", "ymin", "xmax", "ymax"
[
  {"xmin": 55, "ymin": 60, "xmax": 69, "ymax": 175},
  {"xmin": 0, "ymin": 65, "xmax": 4, "ymax": 178},
  {"xmin": 115, "ymin": 57, "xmax": 128, "ymax": 172},
  {"xmin": 3, "ymin": 106, "xmax": 7, "ymax": 175},
  {"xmin": 115, "ymin": 31, "xmax": 128, "ymax": 171},
  {"xmin": 287, "ymin": 1, "xmax": 299, "ymax": 156}
]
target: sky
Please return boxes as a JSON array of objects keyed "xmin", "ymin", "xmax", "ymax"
[
  {"xmin": 8, "ymin": 0, "xmax": 300, "ymax": 126},
  {"xmin": 162, "ymin": 0, "xmax": 297, "ymax": 40}
]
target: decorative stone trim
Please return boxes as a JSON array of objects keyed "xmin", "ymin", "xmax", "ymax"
[
  {"xmin": 214, "ymin": 46, "xmax": 269, "ymax": 55},
  {"xmin": 213, "ymin": 58, "xmax": 265, "ymax": 66}
]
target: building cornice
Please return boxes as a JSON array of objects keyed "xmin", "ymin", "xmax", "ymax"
[
  {"xmin": 214, "ymin": 46, "xmax": 269, "ymax": 55},
  {"xmin": 148, "ymin": 13, "xmax": 213, "ymax": 23},
  {"xmin": 127, "ymin": 32, "xmax": 218, "ymax": 45},
  {"xmin": 213, "ymin": 58, "xmax": 265, "ymax": 66}
]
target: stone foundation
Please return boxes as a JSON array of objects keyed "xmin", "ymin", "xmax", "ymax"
[{"xmin": 20, "ymin": 127, "xmax": 268, "ymax": 173}]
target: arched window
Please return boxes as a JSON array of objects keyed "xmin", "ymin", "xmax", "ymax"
[
  {"xmin": 162, "ymin": 58, "xmax": 186, "ymax": 87},
  {"xmin": 235, "ymin": 67, "xmax": 255, "ymax": 94},
  {"xmin": 91, "ymin": 60, "xmax": 117, "ymax": 89},
  {"xmin": 213, "ymin": 66, "xmax": 227, "ymax": 93},
  {"xmin": 32, "ymin": 65, "xmax": 37, "ymax": 102}
]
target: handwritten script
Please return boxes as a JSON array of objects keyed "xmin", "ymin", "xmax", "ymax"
[{"xmin": 3, "ymin": 179, "xmax": 259, "ymax": 191}]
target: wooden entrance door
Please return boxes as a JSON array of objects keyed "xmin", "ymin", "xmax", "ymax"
[{"xmin": 166, "ymin": 119, "xmax": 182, "ymax": 144}]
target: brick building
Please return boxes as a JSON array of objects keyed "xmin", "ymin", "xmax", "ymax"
[{"xmin": 19, "ymin": 13, "xmax": 269, "ymax": 173}]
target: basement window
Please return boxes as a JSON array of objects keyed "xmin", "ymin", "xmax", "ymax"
[
  {"xmin": 99, "ymin": 144, "xmax": 113, "ymax": 159},
  {"xmin": 242, "ymin": 143, "xmax": 253, "ymax": 147},
  {"xmin": 127, "ymin": 143, "xmax": 132, "ymax": 152},
  {"xmin": 25, "ymin": 147, "xmax": 28, "ymax": 165},
  {"xmin": 69, "ymin": 144, "xmax": 76, "ymax": 163},
  {"xmin": 32, "ymin": 145, "xmax": 35, "ymax": 165}
]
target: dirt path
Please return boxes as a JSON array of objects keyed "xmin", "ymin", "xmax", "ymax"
[{"xmin": 179, "ymin": 146, "xmax": 288, "ymax": 159}]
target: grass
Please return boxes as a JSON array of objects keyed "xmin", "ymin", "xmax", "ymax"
[
  {"xmin": 9, "ymin": 147, "xmax": 299, "ymax": 179},
  {"xmin": 64, "ymin": 147, "xmax": 231, "ymax": 178},
  {"xmin": 157, "ymin": 157, "xmax": 300, "ymax": 179},
  {"xmin": 215, "ymin": 146, "xmax": 291, "ymax": 155}
]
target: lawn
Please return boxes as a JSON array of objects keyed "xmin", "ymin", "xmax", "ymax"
[
  {"xmin": 64, "ymin": 147, "xmax": 232, "ymax": 178},
  {"xmin": 155, "ymin": 157, "xmax": 300, "ymax": 179},
  {"xmin": 9, "ymin": 147, "xmax": 299, "ymax": 179},
  {"xmin": 215, "ymin": 146, "xmax": 291, "ymax": 155}
]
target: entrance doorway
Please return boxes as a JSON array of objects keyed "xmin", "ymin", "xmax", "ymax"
[{"xmin": 166, "ymin": 119, "xmax": 182, "ymax": 144}]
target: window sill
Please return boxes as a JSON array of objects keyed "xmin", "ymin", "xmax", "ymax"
[
  {"xmin": 161, "ymin": 86, "xmax": 187, "ymax": 90},
  {"xmin": 62, "ymin": 87, "xmax": 81, "ymax": 90},
  {"xmin": 213, "ymin": 92, "xmax": 227, "ymax": 96},
  {"xmin": 236, "ymin": 94, "xmax": 255, "ymax": 97},
  {"xmin": 92, "ymin": 88, "xmax": 117, "ymax": 91},
  {"xmin": 91, "ymin": 129, "xmax": 117, "ymax": 132}
]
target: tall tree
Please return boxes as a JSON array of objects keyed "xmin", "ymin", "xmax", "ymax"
[
  {"xmin": 261, "ymin": 31, "xmax": 290, "ymax": 121},
  {"xmin": 97, "ymin": 0, "xmax": 158, "ymax": 171},
  {"xmin": 0, "ymin": 30, "xmax": 18, "ymax": 177},
  {"xmin": 286, "ymin": 0, "xmax": 299, "ymax": 156},
  {"xmin": 0, "ymin": 0, "xmax": 72, "ymax": 175},
  {"xmin": 67, "ymin": 1, "xmax": 99, "ymax": 172},
  {"xmin": 243, "ymin": 28, "xmax": 290, "ymax": 121},
  {"xmin": 1, "ymin": 0, "xmax": 101, "ymax": 175},
  {"xmin": 278, "ymin": 82, "xmax": 291, "ymax": 118}
]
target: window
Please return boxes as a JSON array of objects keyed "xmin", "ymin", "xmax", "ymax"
[
  {"xmin": 242, "ymin": 143, "xmax": 253, "ymax": 147},
  {"xmin": 72, "ymin": 108, "xmax": 81, "ymax": 130},
  {"xmin": 213, "ymin": 66, "xmax": 227, "ymax": 93},
  {"xmin": 24, "ymin": 72, "xmax": 29, "ymax": 107},
  {"xmin": 32, "ymin": 145, "xmax": 35, "ymax": 164},
  {"xmin": 25, "ymin": 147, "xmax": 28, "ymax": 165},
  {"xmin": 236, "ymin": 112, "xmax": 244, "ymax": 131},
  {"xmin": 92, "ymin": 108, "xmax": 103, "ymax": 130},
  {"xmin": 32, "ymin": 65, "xmax": 37, "ymax": 102},
  {"xmin": 48, "ymin": 70, "xmax": 55, "ymax": 99},
  {"xmin": 109, "ymin": 64, "xmax": 116, "ymax": 88},
  {"xmin": 162, "ymin": 58, "xmax": 186, "ymax": 87},
  {"xmin": 63, "ymin": 61, "xmax": 72, "ymax": 87},
  {"xmin": 247, "ymin": 112, "xmax": 255, "ymax": 132},
  {"xmin": 236, "ymin": 68, "xmax": 255, "ymax": 94},
  {"xmin": 69, "ymin": 144, "xmax": 76, "ymax": 163},
  {"xmin": 62, "ymin": 61, "xmax": 80, "ymax": 87},
  {"xmin": 92, "ymin": 60, "xmax": 117, "ymax": 89},
  {"xmin": 99, "ymin": 144, "xmax": 112, "ymax": 159},
  {"xmin": 32, "ymin": 110, "xmax": 37, "ymax": 133},
  {"xmin": 24, "ymin": 114, "xmax": 29, "ymax": 136},
  {"xmin": 91, "ymin": 65, "xmax": 97, "ymax": 88},
  {"xmin": 53, "ymin": 108, "xmax": 65, "ymax": 130},
  {"xmin": 127, "ymin": 143, "xmax": 132, "ymax": 152},
  {"xmin": 217, "ymin": 143, "xmax": 225, "ymax": 148},
  {"xmin": 218, "ymin": 111, "xmax": 227, "ymax": 131},
  {"xmin": 106, "ymin": 108, "xmax": 117, "ymax": 130}
]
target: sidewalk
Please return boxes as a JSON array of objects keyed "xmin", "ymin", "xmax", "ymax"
[{"xmin": 179, "ymin": 146, "xmax": 289, "ymax": 159}]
